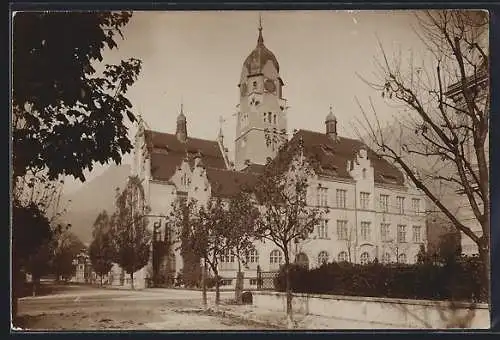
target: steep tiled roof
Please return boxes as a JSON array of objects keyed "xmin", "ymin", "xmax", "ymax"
[
  {"xmin": 205, "ymin": 168, "xmax": 258, "ymax": 199},
  {"xmin": 291, "ymin": 129, "xmax": 405, "ymax": 186},
  {"xmin": 145, "ymin": 130, "xmax": 227, "ymax": 181}
]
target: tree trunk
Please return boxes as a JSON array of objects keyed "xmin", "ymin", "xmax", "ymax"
[
  {"xmin": 130, "ymin": 272, "xmax": 134, "ymax": 290},
  {"xmin": 11, "ymin": 264, "xmax": 22, "ymax": 324},
  {"xmin": 215, "ymin": 272, "xmax": 220, "ymax": 306},
  {"xmin": 478, "ymin": 240, "xmax": 489, "ymax": 303},
  {"xmin": 284, "ymin": 249, "xmax": 294, "ymax": 328},
  {"xmin": 235, "ymin": 259, "xmax": 243, "ymax": 303},
  {"xmin": 202, "ymin": 260, "xmax": 207, "ymax": 309},
  {"xmin": 100, "ymin": 275, "xmax": 103, "ymax": 287},
  {"xmin": 32, "ymin": 273, "xmax": 40, "ymax": 297}
]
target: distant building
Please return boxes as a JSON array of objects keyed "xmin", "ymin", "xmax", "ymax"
[
  {"xmin": 71, "ymin": 250, "xmax": 94, "ymax": 283},
  {"xmin": 121, "ymin": 21, "xmax": 428, "ymax": 289}
]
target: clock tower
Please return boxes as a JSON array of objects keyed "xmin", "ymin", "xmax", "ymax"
[{"xmin": 234, "ymin": 18, "xmax": 288, "ymax": 170}]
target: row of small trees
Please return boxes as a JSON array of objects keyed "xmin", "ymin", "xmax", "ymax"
[{"xmin": 171, "ymin": 192, "xmax": 260, "ymax": 305}]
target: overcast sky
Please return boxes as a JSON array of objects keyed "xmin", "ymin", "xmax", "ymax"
[{"xmin": 63, "ymin": 10, "xmax": 430, "ymax": 194}]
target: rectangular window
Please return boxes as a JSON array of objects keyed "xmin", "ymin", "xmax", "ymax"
[
  {"xmin": 317, "ymin": 187, "xmax": 328, "ymax": 207},
  {"xmin": 380, "ymin": 194, "xmax": 389, "ymax": 212},
  {"xmin": 397, "ymin": 225, "xmax": 407, "ymax": 243},
  {"xmin": 412, "ymin": 198, "xmax": 421, "ymax": 215},
  {"xmin": 360, "ymin": 192, "xmax": 370, "ymax": 210},
  {"xmin": 318, "ymin": 219, "xmax": 328, "ymax": 239},
  {"xmin": 380, "ymin": 223, "xmax": 390, "ymax": 242},
  {"xmin": 250, "ymin": 279, "xmax": 258, "ymax": 286},
  {"xmin": 397, "ymin": 196, "xmax": 405, "ymax": 214},
  {"xmin": 336, "ymin": 189, "xmax": 347, "ymax": 209},
  {"xmin": 412, "ymin": 226, "xmax": 422, "ymax": 243},
  {"xmin": 361, "ymin": 221, "xmax": 371, "ymax": 241},
  {"xmin": 337, "ymin": 220, "xmax": 348, "ymax": 241}
]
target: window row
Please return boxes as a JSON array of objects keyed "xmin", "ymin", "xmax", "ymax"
[
  {"xmin": 380, "ymin": 194, "xmax": 421, "ymax": 215},
  {"xmin": 313, "ymin": 188, "xmax": 421, "ymax": 215},
  {"xmin": 222, "ymin": 249, "xmax": 417, "ymax": 269},
  {"xmin": 332, "ymin": 221, "xmax": 423, "ymax": 243},
  {"xmin": 263, "ymin": 112, "xmax": 277, "ymax": 125}
]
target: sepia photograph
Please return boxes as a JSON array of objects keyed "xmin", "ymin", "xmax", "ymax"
[{"xmin": 11, "ymin": 9, "xmax": 490, "ymax": 331}]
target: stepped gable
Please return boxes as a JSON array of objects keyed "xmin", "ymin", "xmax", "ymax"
[
  {"xmin": 144, "ymin": 129, "xmax": 227, "ymax": 182},
  {"xmin": 291, "ymin": 129, "xmax": 405, "ymax": 186}
]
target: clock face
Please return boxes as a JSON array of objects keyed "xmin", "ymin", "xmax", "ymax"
[
  {"xmin": 240, "ymin": 83, "xmax": 247, "ymax": 96},
  {"xmin": 264, "ymin": 79, "xmax": 276, "ymax": 93}
]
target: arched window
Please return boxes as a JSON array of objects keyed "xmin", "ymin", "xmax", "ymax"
[
  {"xmin": 360, "ymin": 252, "xmax": 370, "ymax": 265},
  {"xmin": 269, "ymin": 249, "xmax": 282, "ymax": 266},
  {"xmin": 382, "ymin": 252, "xmax": 391, "ymax": 264},
  {"xmin": 337, "ymin": 251, "xmax": 348, "ymax": 262},
  {"xmin": 398, "ymin": 253, "xmax": 407, "ymax": 264},
  {"xmin": 362, "ymin": 168, "xmax": 367, "ymax": 179},
  {"xmin": 318, "ymin": 251, "xmax": 329, "ymax": 266},
  {"xmin": 246, "ymin": 249, "xmax": 259, "ymax": 264},
  {"xmin": 273, "ymin": 114, "xmax": 277, "ymax": 124}
]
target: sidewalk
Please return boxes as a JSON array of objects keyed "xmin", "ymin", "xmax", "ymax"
[{"xmin": 208, "ymin": 300, "xmax": 396, "ymax": 329}]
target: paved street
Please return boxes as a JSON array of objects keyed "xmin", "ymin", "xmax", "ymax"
[{"xmin": 15, "ymin": 284, "xmax": 272, "ymax": 330}]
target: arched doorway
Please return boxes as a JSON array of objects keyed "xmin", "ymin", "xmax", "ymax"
[{"xmin": 295, "ymin": 252, "xmax": 309, "ymax": 269}]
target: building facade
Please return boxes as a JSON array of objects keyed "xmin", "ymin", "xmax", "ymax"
[{"xmin": 129, "ymin": 23, "xmax": 428, "ymax": 288}]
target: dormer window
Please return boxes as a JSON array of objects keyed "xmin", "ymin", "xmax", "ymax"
[{"xmin": 381, "ymin": 174, "xmax": 398, "ymax": 184}]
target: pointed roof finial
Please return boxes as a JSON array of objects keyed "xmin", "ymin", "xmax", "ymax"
[
  {"xmin": 218, "ymin": 116, "xmax": 225, "ymax": 138},
  {"xmin": 177, "ymin": 97, "xmax": 186, "ymax": 122},
  {"xmin": 257, "ymin": 12, "xmax": 264, "ymax": 45},
  {"xmin": 326, "ymin": 104, "xmax": 336, "ymax": 122}
]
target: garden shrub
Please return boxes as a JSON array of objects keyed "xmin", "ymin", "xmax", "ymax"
[{"xmin": 274, "ymin": 257, "xmax": 486, "ymax": 303}]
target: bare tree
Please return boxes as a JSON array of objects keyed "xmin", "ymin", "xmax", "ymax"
[
  {"xmin": 254, "ymin": 138, "xmax": 327, "ymax": 327},
  {"xmin": 356, "ymin": 10, "xmax": 489, "ymax": 299}
]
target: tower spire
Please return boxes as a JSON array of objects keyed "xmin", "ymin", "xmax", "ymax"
[
  {"xmin": 257, "ymin": 12, "xmax": 264, "ymax": 45},
  {"xmin": 176, "ymin": 98, "xmax": 187, "ymax": 143}
]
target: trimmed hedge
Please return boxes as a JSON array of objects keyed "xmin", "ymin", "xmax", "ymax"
[{"xmin": 274, "ymin": 257, "xmax": 487, "ymax": 303}]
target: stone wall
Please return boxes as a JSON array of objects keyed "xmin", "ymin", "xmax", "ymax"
[{"xmin": 252, "ymin": 291, "xmax": 489, "ymax": 329}]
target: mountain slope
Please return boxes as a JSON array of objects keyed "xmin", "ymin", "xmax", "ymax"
[{"xmin": 62, "ymin": 164, "xmax": 131, "ymax": 244}]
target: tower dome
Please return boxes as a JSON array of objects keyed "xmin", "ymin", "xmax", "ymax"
[
  {"xmin": 176, "ymin": 103, "xmax": 187, "ymax": 143},
  {"xmin": 325, "ymin": 105, "xmax": 338, "ymax": 141},
  {"xmin": 325, "ymin": 105, "xmax": 336, "ymax": 122},
  {"xmin": 243, "ymin": 19, "xmax": 280, "ymax": 75}
]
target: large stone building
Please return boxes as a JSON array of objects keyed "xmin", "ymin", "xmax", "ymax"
[{"xmin": 129, "ymin": 23, "xmax": 427, "ymax": 288}]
